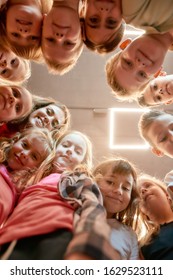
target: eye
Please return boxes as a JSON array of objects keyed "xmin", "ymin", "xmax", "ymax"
[
  {"xmin": 22, "ymin": 141, "xmax": 28, "ymax": 148},
  {"xmin": 156, "ymin": 95, "xmax": 162, "ymax": 101},
  {"xmin": 46, "ymin": 37, "xmax": 55, "ymax": 43},
  {"xmin": 122, "ymin": 185, "xmax": 131, "ymax": 192},
  {"xmin": 153, "ymin": 84, "xmax": 158, "ymax": 90},
  {"xmin": 12, "ymin": 88, "xmax": 20, "ymax": 98},
  {"xmin": 139, "ymin": 71, "xmax": 147, "ymax": 78},
  {"xmin": 123, "ymin": 58, "xmax": 133, "ymax": 67},
  {"xmin": 0, "ymin": 69, "xmax": 7, "ymax": 76},
  {"xmin": 64, "ymin": 41, "xmax": 75, "ymax": 47},
  {"xmin": 15, "ymin": 104, "xmax": 21, "ymax": 113},
  {"xmin": 11, "ymin": 32, "xmax": 20, "ymax": 38},
  {"xmin": 52, "ymin": 119, "xmax": 59, "ymax": 128},
  {"xmin": 31, "ymin": 153, "xmax": 38, "ymax": 161},
  {"xmin": 11, "ymin": 59, "xmax": 18, "ymax": 66},
  {"xmin": 30, "ymin": 36, "xmax": 39, "ymax": 41},
  {"xmin": 76, "ymin": 150, "xmax": 82, "ymax": 155},
  {"xmin": 47, "ymin": 108, "xmax": 53, "ymax": 116},
  {"xmin": 89, "ymin": 17, "xmax": 99, "ymax": 24},
  {"xmin": 159, "ymin": 135, "xmax": 167, "ymax": 143},
  {"xmin": 106, "ymin": 180, "xmax": 114, "ymax": 186}
]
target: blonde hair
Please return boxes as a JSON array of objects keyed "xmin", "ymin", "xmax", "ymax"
[
  {"xmin": 32, "ymin": 130, "xmax": 93, "ymax": 184},
  {"xmin": 93, "ymin": 157, "xmax": 139, "ymax": 229},
  {"xmin": 136, "ymin": 174, "xmax": 173, "ymax": 247},
  {"xmin": 0, "ymin": 127, "xmax": 55, "ymax": 190},
  {"xmin": 138, "ymin": 109, "xmax": 168, "ymax": 147},
  {"xmin": 106, "ymin": 52, "xmax": 150, "ymax": 101}
]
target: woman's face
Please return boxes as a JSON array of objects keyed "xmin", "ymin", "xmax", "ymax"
[
  {"xmin": 6, "ymin": 4, "xmax": 43, "ymax": 48},
  {"xmin": 0, "ymin": 46, "xmax": 27, "ymax": 81},
  {"xmin": 0, "ymin": 86, "xmax": 32, "ymax": 122},
  {"xmin": 28, "ymin": 104, "xmax": 66, "ymax": 131}
]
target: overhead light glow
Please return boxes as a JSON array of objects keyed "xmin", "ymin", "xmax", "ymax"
[{"xmin": 109, "ymin": 108, "xmax": 150, "ymax": 150}]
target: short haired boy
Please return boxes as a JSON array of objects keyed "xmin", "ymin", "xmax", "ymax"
[
  {"xmin": 106, "ymin": 32, "xmax": 173, "ymax": 101},
  {"xmin": 138, "ymin": 109, "xmax": 173, "ymax": 158}
]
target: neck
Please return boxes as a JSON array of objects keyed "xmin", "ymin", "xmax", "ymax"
[
  {"xmin": 151, "ymin": 210, "xmax": 173, "ymax": 225},
  {"xmin": 53, "ymin": 0, "xmax": 79, "ymax": 10}
]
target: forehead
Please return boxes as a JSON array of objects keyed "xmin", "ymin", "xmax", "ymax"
[
  {"xmin": 61, "ymin": 133, "xmax": 86, "ymax": 147},
  {"xmin": 105, "ymin": 171, "xmax": 134, "ymax": 183},
  {"xmin": 150, "ymin": 114, "xmax": 173, "ymax": 130}
]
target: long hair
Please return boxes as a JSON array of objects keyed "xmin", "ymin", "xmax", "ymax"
[{"xmin": 93, "ymin": 157, "xmax": 139, "ymax": 229}]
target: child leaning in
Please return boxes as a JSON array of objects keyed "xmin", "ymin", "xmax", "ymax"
[
  {"xmin": 136, "ymin": 174, "xmax": 173, "ymax": 260},
  {"xmin": 138, "ymin": 109, "xmax": 173, "ymax": 159},
  {"xmin": 0, "ymin": 127, "xmax": 55, "ymax": 226},
  {"xmin": 62, "ymin": 157, "xmax": 139, "ymax": 260}
]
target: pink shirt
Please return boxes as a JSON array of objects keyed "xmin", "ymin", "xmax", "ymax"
[{"xmin": 0, "ymin": 173, "xmax": 74, "ymax": 244}]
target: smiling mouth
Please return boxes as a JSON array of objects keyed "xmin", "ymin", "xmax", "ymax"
[
  {"xmin": 35, "ymin": 116, "xmax": 44, "ymax": 127},
  {"xmin": 139, "ymin": 50, "xmax": 153, "ymax": 64},
  {"xmin": 14, "ymin": 154, "xmax": 23, "ymax": 165}
]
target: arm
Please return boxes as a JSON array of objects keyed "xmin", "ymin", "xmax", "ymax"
[{"xmin": 59, "ymin": 171, "xmax": 121, "ymax": 260}]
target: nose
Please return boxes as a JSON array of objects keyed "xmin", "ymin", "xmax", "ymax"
[
  {"xmin": 113, "ymin": 185, "xmax": 123, "ymax": 195},
  {"xmin": 97, "ymin": 2, "xmax": 111, "ymax": 12},
  {"xmin": 66, "ymin": 148, "xmax": 72, "ymax": 156},
  {"xmin": 0, "ymin": 60, "xmax": 7, "ymax": 67},
  {"xmin": 20, "ymin": 151, "xmax": 27, "ymax": 159},
  {"xmin": 43, "ymin": 115, "xmax": 50, "ymax": 125},
  {"xmin": 8, "ymin": 94, "xmax": 15, "ymax": 106},
  {"xmin": 136, "ymin": 57, "xmax": 147, "ymax": 67},
  {"xmin": 18, "ymin": 26, "xmax": 30, "ymax": 33},
  {"xmin": 159, "ymin": 88, "xmax": 164, "ymax": 94}
]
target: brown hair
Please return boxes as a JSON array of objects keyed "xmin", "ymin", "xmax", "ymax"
[{"xmin": 93, "ymin": 157, "xmax": 139, "ymax": 229}]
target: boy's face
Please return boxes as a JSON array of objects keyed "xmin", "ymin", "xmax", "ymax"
[
  {"xmin": 147, "ymin": 114, "xmax": 173, "ymax": 158},
  {"xmin": 6, "ymin": 5, "xmax": 42, "ymax": 48},
  {"xmin": 82, "ymin": 0, "xmax": 122, "ymax": 44},
  {"xmin": 114, "ymin": 35, "xmax": 167, "ymax": 91},
  {"xmin": 143, "ymin": 75, "xmax": 173, "ymax": 106},
  {"xmin": 0, "ymin": 47, "xmax": 26, "ymax": 82},
  {"xmin": 0, "ymin": 86, "xmax": 32, "ymax": 122},
  {"xmin": 98, "ymin": 171, "xmax": 133, "ymax": 218},
  {"xmin": 42, "ymin": 7, "xmax": 81, "ymax": 64}
]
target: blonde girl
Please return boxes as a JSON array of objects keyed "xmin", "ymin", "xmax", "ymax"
[
  {"xmin": 0, "ymin": 0, "xmax": 52, "ymax": 62},
  {"xmin": 0, "ymin": 130, "xmax": 93, "ymax": 260},
  {"xmin": 0, "ymin": 127, "xmax": 55, "ymax": 225},
  {"xmin": 136, "ymin": 174, "xmax": 173, "ymax": 260}
]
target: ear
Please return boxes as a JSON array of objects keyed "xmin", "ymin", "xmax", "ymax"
[
  {"xmin": 119, "ymin": 38, "xmax": 132, "ymax": 50},
  {"xmin": 151, "ymin": 147, "xmax": 164, "ymax": 157}
]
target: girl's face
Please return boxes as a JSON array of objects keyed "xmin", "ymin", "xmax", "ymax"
[
  {"xmin": 0, "ymin": 47, "xmax": 27, "ymax": 82},
  {"xmin": 7, "ymin": 133, "xmax": 49, "ymax": 170},
  {"xmin": 28, "ymin": 105, "xmax": 65, "ymax": 131},
  {"xmin": 42, "ymin": 6, "xmax": 81, "ymax": 64},
  {"xmin": 143, "ymin": 74, "xmax": 173, "ymax": 106},
  {"xmin": 6, "ymin": 4, "xmax": 43, "ymax": 48},
  {"xmin": 138, "ymin": 179, "xmax": 171, "ymax": 221},
  {"xmin": 83, "ymin": 0, "xmax": 122, "ymax": 44},
  {"xmin": 54, "ymin": 133, "xmax": 87, "ymax": 170},
  {"xmin": 0, "ymin": 86, "xmax": 32, "ymax": 122},
  {"xmin": 98, "ymin": 171, "xmax": 134, "ymax": 218}
]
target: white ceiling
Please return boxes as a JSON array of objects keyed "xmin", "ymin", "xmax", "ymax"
[{"xmin": 27, "ymin": 31, "xmax": 173, "ymax": 181}]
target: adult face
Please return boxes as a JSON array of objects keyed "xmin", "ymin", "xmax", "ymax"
[
  {"xmin": 55, "ymin": 133, "xmax": 87, "ymax": 170},
  {"xmin": 147, "ymin": 114, "xmax": 173, "ymax": 158},
  {"xmin": 143, "ymin": 75, "xmax": 173, "ymax": 106},
  {"xmin": 28, "ymin": 105, "xmax": 65, "ymax": 131},
  {"xmin": 115, "ymin": 34, "xmax": 168, "ymax": 91},
  {"xmin": 0, "ymin": 47, "xmax": 27, "ymax": 81},
  {"xmin": 42, "ymin": 6, "xmax": 81, "ymax": 63},
  {"xmin": 98, "ymin": 171, "xmax": 133, "ymax": 218},
  {"xmin": 0, "ymin": 86, "xmax": 32, "ymax": 122},
  {"xmin": 83, "ymin": 0, "xmax": 122, "ymax": 44},
  {"xmin": 6, "ymin": 4, "xmax": 42, "ymax": 47},
  {"xmin": 7, "ymin": 133, "xmax": 49, "ymax": 170}
]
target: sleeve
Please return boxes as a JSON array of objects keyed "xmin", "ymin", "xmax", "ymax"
[
  {"xmin": 164, "ymin": 169, "xmax": 173, "ymax": 200},
  {"xmin": 59, "ymin": 171, "xmax": 122, "ymax": 260}
]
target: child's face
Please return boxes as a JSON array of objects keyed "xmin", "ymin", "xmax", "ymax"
[
  {"xmin": 143, "ymin": 75, "xmax": 173, "ymax": 106},
  {"xmin": 98, "ymin": 171, "xmax": 133, "ymax": 218},
  {"xmin": 7, "ymin": 133, "xmax": 49, "ymax": 171},
  {"xmin": 82, "ymin": 0, "xmax": 122, "ymax": 44},
  {"xmin": 6, "ymin": 5, "xmax": 43, "ymax": 48},
  {"xmin": 138, "ymin": 179, "xmax": 170, "ymax": 220},
  {"xmin": 28, "ymin": 105, "xmax": 65, "ymax": 131},
  {"xmin": 115, "ymin": 35, "xmax": 167, "ymax": 91},
  {"xmin": 147, "ymin": 114, "xmax": 173, "ymax": 158},
  {"xmin": 0, "ymin": 86, "xmax": 32, "ymax": 123},
  {"xmin": 42, "ymin": 6, "xmax": 81, "ymax": 64},
  {"xmin": 54, "ymin": 133, "xmax": 87, "ymax": 170},
  {"xmin": 0, "ymin": 47, "xmax": 27, "ymax": 82}
]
